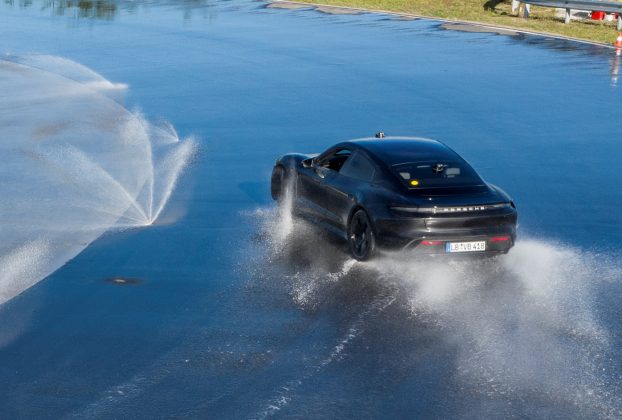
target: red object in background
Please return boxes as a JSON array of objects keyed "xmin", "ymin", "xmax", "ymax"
[{"xmin": 592, "ymin": 11, "xmax": 606, "ymax": 20}]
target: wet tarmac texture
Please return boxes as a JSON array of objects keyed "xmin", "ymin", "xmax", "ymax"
[{"xmin": 0, "ymin": 1, "xmax": 621, "ymax": 418}]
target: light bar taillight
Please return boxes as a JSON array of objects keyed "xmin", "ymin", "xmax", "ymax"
[{"xmin": 390, "ymin": 202, "xmax": 513, "ymax": 215}]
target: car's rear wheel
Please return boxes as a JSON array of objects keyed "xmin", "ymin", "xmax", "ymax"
[{"xmin": 348, "ymin": 209, "xmax": 376, "ymax": 261}]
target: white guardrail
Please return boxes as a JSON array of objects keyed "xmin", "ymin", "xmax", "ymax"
[{"xmin": 512, "ymin": 0, "xmax": 622, "ymax": 30}]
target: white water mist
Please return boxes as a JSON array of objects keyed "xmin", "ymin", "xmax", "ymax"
[
  {"xmin": 256, "ymin": 199, "xmax": 622, "ymax": 417},
  {"xmin": 0, "ymin": 54, "xmax": 196, "ymax": 305}
]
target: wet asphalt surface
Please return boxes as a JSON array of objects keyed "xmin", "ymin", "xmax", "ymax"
[{"xmin": 0, "ymin": 1, "xmax": 621, "ymax": 418}]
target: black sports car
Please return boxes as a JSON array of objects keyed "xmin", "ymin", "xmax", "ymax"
[{"xmin": 271, "ymin": 136, "xmax": 517, "ymax": 260}]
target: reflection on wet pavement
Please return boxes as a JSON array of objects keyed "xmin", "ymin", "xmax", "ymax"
[{"xmin": 0, "ymin": 0, "xmax": 621, "ymax": 418}]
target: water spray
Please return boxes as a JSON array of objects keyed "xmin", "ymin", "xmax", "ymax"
[{"xmin": 0, "ymin": 54, "xmax": 197, "ymax": 304}]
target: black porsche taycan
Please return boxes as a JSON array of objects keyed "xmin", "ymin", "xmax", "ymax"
[{"xmin": 271, "ymin": 136, "xmax": 517, "ymax": 260}]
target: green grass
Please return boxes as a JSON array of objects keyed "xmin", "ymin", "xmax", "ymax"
[{"xmin": 287, "ymin": 0, "xmax": 621, "ymax": 45}]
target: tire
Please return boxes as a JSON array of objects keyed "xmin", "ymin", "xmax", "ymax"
[
  {"xmin": 271, "ymin": 165, "xmax": 285, "ymax": 201},
  {"xmin": 347, "ymin": 209, "xmax": 376, "ymax": 261}
]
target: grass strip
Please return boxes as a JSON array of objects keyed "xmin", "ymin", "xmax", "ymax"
[{"xmin": 284, "ymin": 0, "xmax": 621, "ymax": 45}]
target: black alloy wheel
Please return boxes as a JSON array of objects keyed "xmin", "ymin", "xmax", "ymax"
[{"xmin": 348, "ymin": 209, "xmax": 376, "ymax": 261}]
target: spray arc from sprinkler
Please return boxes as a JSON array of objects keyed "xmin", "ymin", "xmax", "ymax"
[{"xmin": 0, "ymin": 54, "xmax": 197, "ymax": 304}]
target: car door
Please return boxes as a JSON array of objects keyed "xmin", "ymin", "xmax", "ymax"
[
  {"xmin": 321, "ymin": 150, "xmax": 378, "ymax": 229},
  {"xmin": 297, "ymin": 148, "xmax": 352, "ymax": 225}
]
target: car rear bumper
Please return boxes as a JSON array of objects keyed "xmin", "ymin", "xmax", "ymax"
[
  {"xmin": 373, "ymin": 211, "xmax": 517, "ymax": 255},
  {"xmin": 403, "ymin": 234, "xmax": 514, "ymax": 255}
]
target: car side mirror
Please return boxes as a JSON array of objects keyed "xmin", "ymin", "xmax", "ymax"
[{"xmin": 302, "ymin": 158, "xmax": 314, "ymax": 168}]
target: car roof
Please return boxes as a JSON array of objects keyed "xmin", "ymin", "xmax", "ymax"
[{"xmin": 344, "ymin": 137, "xmax": 460, "ymax": 166}]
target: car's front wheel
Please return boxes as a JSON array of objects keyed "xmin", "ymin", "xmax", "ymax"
[
  {"xmin": 348, "ymin": 209, "xmax": 376, "ymax": 261},
  {"xmin": 271, "ymin": 165, "xmax": 285, "ymax": 201}
]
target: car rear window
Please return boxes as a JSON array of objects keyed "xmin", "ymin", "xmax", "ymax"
[{"xmin": 393, "ymin": 160, "xmax": 484, "ymax": 190}]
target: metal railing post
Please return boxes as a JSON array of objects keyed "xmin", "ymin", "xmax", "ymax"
[{"xmin": 514, "ymin": 1, "xmax": 622, "ymax": 29}]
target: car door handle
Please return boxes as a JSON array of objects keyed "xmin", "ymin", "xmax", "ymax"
[{"xmin": 325, "ymin": 185, "xmax": 349, "ymax": 198}]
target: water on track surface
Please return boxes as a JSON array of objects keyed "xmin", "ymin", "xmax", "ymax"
[
  {"xmin": 0, "ymin": 1, "xmax": 621, "ymax": 418},
  {"xmin": 246, "ymin": 199, "xmax": 622, "ymax": 418}
]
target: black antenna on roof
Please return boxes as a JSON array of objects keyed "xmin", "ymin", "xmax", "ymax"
[{"xmin": 374, "ymin": 132, "xmax": 385, "ymax": 139}]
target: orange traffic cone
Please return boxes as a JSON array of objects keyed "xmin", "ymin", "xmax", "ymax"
[{"xmin": 615, "ymin": 32, "xmax": 622, "ymax": 49}]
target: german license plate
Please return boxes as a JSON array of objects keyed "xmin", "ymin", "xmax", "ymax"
[{"xmin": 445, "ymin": 241, "xmax": 486, "ymax": 253}]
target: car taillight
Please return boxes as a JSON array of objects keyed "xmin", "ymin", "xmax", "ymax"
[
  {"xmin": 490, "ymin": 236, "xmax": 510, "ymax": 242},
  {"xmin": 421, "ymin": 240, "xmax": 444, "ymax": 246},
  {"xmin": 390, "ymin": 203, "xmax": 514, "ymax": 215},
  {"xmin": 389, "ymin": 206, "xmax": 421, "ymax": 213}
]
